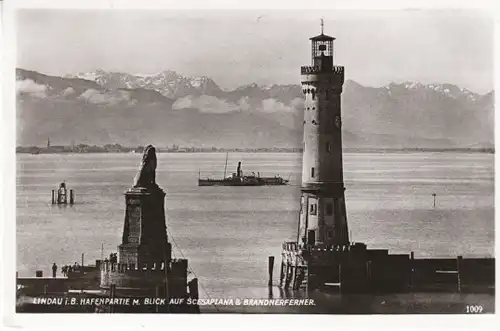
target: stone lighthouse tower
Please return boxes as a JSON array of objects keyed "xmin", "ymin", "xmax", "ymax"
[
  {"xmin": 277, "ymin": 28, "xmax": 496, "ymax": 293},
  {"xmin": 298, "ymin": 22, "xmax": 349, "ymax": 247},
  {"xmin": 278, "ymin": 23, "xmax": 354, "ymax": 291}
]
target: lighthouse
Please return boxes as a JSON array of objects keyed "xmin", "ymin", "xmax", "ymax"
[
  {"xmin": 298, "ymin": 21, "xmax": 349, "ymax": 247},
  {"xmin": 278, "ymin": 22, "xmax": 353, "ymax": 291},
  {"xmin": 276, "ymin": 23, "xmax": 495, "ymax": 294}
]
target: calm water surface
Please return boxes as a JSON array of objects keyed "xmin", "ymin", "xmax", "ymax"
[{"xmin": 16, "ymin": 152, "xmax": 494, "ymax": 302}]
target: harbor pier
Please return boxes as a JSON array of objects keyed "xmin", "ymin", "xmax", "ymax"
[{"xmin": 279, "ymin": 243, "xmax": 494, "ymax": 293}]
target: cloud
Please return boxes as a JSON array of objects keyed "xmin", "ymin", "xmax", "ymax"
[
  {"xmin": 16, "ymin": 79, "xmax": 48, "ymax": 98},
  {"xmin": 172, "ymin": 94, "xmax": 304, "ymax": 114},
  {"xmin": 258, "ymin": 97, "xmax": 303, "ymax": 113},
  {"xmin": 237, "ymin": 97, "xmax": 251, "ymax": 111},
  {"xmin": 78, "ymin": 89, "xmax": 131, "ymax": 106},
  {"xmin": 290, "ymin": 97, "xmax": 304, "ymax": 109},
  {"xmin": 172, "ymin": 95, "xmax": 239, "ymax": 113},
  {"xmin": 128, "ymin": 99, "xmax": 139, "ymax": 107},
  {"xmin": 61, "ymin": 87, "xmax": 75, "ymax": 96},
  {"xmin": 171, "ymin": 95, "xmax": 195, "ymax": 109}
]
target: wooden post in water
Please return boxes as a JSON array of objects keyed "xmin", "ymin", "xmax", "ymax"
[
  {"xmin": 279, "ymin": 262, "xmax": 284, "ymax": 287},
  {"xmin": 284, "ymin": 263, "xmax": 290, "ymax": 289},
  {"xmin": 291, "ymin": 265, "xmax": 297, "ymax": 290},
  {"xmin": 81, "ymin": 253, "xmax": 84, "ymax": 267},
  {"xmin": 51, "ymin": 190, "xmax": 55, "ymax": 204},
  {"xmin": 457, "ymin": 255, "xmax": 462, "ymax": 293},
  {"xmin": 268, "ymin": 256, "xmax": 274, "ymax": 287},
  {"xmin": 432, "ymin": 193, "xmax": 437, "ymax": 208},
  {"xmin": 70, "ymin": 190, "xmax": 74, "ymax": 205}
]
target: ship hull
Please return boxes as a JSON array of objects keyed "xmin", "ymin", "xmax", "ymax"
[{"xmin": 198, "ymin": 178, "xmax": 288, "ymax": 186}]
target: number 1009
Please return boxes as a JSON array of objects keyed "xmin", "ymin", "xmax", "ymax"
[{"xmin": 466, "ymin": 305, "xmax": 483, "ymax": 313}]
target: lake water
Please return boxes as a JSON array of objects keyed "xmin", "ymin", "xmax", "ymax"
[{"xmin": 16, "ymin": 152, "xmax": 494, "ymax": 304}]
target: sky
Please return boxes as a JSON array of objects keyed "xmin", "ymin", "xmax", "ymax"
[{"xmin": 16, "ymin": 9, "xmax": 494, "ymax": 93}]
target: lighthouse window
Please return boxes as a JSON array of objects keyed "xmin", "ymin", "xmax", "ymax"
[
  {"xmin": 326, "ymin": 142, "xmax": 331, "ymax": 153},
  {"xmin": 311, "ymin": 167, "xmax": 315, "ymax": 178},
  {"xmin": 310, "ymin": 203, "xmax": 317, "ymax": 215}
]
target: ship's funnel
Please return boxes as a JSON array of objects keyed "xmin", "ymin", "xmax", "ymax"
[{"xmin": 237, "ymin": 162, "xmax": 242, "ymax": 177}]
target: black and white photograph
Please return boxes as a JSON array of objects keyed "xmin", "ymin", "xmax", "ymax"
[{"xmin": 2, "ymin": 0, "xmax": 496, "ymax": 324}]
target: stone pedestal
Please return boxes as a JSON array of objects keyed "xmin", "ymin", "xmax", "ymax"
[{"xmin": 118, "ymin": 186, "xmax": 171, "ymax": 267}]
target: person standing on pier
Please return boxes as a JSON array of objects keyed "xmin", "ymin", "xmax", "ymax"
[{"xmin": 52, "ymin": 263, "xmax": 57, "ymax": 278}]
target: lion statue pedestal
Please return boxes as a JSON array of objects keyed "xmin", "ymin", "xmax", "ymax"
[{"xmin": 118, "ymin": 145, "xmax": 172, "ymax": 267}]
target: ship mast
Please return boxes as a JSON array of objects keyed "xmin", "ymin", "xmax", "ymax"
[{"xmin": 223, "ymin": 152, "xmax": 229, "ymax": 178}]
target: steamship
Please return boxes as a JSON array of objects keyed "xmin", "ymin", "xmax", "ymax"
[{"xmin": 198, "ymin": 155, "xmax": 289, "ymax": 187}]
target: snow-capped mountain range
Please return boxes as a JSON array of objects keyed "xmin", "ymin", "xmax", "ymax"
[
  {"xmin": 66, "ymin": 69, "xmax": 223, "ymax": 98},
  {"xmin": 385, "ymin": 81, "xmax": 480, "ymax": 102},
  {"xmin": 66, "ymin": 69, "xmax": 485, "ymax": 102},
  {"xmin": 17, "ymin": 68, "xmax": 494, "ymax": 149}
]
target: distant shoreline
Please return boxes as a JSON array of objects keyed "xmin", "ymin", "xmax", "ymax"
[{"xmin": 16, "ymin": 147, "xmax": 495, "ymax": 154}]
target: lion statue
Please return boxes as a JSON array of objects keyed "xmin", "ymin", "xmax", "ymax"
[{"xmin": 133, "ymin": 145, "xmax": 158, "ymax": 188}]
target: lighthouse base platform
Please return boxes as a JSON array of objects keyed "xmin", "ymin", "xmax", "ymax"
[{"xmin": 279, "ymin": 242, "xmax": 494, "ymax": 294}]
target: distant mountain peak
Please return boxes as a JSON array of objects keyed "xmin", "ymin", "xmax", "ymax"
[
  {"xmin": 235, "ymin": 82, "xmax": 261, "ymax": 91},
  {"xmin": 190, "ymin": 75, "xmax": 218, "ymax": 88}
]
